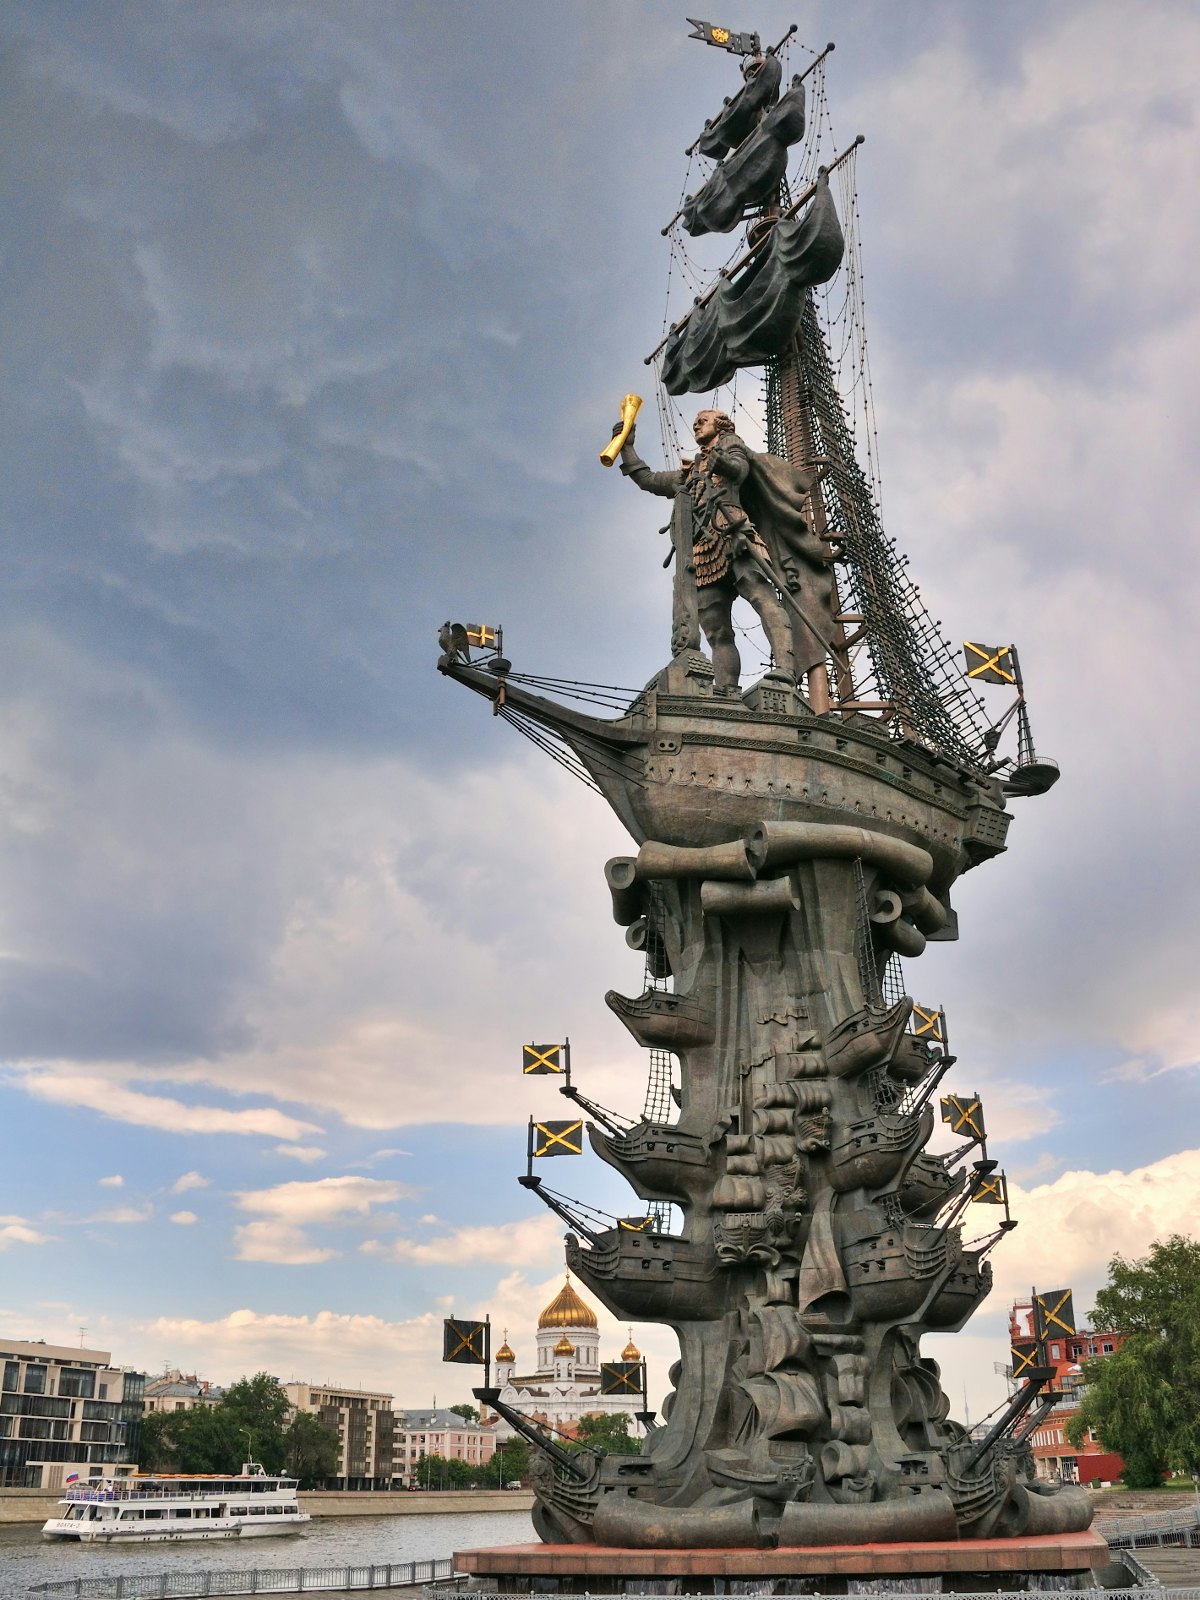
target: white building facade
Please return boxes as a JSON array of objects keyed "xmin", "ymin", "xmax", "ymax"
[{"xmin": 488, "ymin": 1277, "xmax": 644, "ymax": 1441}]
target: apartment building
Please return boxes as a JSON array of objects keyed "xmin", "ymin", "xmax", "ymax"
[
  {"xmin": 0, "ymin": 1338, "xmax": 144, "ymax": 1490},
  {"xmin": 283, "ymin": 1382, "xmax": 394, "ymax": 1490},
  {"xmin": 143, "ymin": 1369, "xmax": 224, "ymax": 1414},
  {"xmin": 395, "ymin": 1406, "xmax": 498, "ymax": 1486},
  {"xmin": 1009, "ymin": 1304, "xmax": 1128, "ymax": 1484}
]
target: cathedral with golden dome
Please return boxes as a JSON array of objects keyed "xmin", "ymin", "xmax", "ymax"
[{"xmin": 489, "ymin": 1275, "xmax": 643, "ymax": 1440}]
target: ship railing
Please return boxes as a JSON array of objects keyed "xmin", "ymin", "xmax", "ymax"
[
  {"xmin": 64, "ymin": 1483, "xmax": 296, "ymax": 1503},
  {"xmin": 29, "ymin": 1555, "xmax": 456, "ymax": 1595}
]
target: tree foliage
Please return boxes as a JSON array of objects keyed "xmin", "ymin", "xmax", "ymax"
[
  {"xmin": 571, "ymin": 1411, "xmax": 641, "ymax": 1455},
  {"xmin": 1066, "ymin": 1234, "xmax": 1200, "ymax": 1485},
  {"xmin": 285, "ymin": 1411, "xmax": 341, "ymax": 1488},
  {"xmin": 137, "ymin": 1372, "xmax": 336, "ymax": 1484},
  {"xmin": 448, "ymin": 1403, "xmax": 479, "ymax": 1422}
]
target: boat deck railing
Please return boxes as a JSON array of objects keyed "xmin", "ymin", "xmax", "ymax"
[
  {"xmin": 64, "ymin": 1484, "xmax": 297, "ymax": 1504},
  {"xmin": 29, "ymin": 1556, "xmax": 455, "ymax": 1596}
]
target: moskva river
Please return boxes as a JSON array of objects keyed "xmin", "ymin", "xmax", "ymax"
[{"xmin": 0, "ymin": 1506, "xmax": 536, "ymax": 1595}]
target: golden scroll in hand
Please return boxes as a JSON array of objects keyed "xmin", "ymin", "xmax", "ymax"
[{"xmin": 600, "ymin": 392, "xmax": 643, "ymax": 467}]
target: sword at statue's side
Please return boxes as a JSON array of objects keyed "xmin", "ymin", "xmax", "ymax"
[{"xmin": 600, "ymin": 393, "xmax": 643, "ymax": 467}]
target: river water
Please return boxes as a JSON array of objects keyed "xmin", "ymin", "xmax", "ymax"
[{"xmin": 0, "ymin": 1507, "xmax": 536, "ymax": 1595}]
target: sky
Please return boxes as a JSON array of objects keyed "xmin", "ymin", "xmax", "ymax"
[{"xmin": 0, "ymin": 0, "xmax": 1198, "ymax": 1430}]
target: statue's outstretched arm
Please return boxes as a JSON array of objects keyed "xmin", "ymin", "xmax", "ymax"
[{"xmin": 619, "ymin": 443, "xmax": 680, "ymax": 499}]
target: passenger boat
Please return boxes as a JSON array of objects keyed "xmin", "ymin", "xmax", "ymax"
[{"xmin": 41, "ymin": 1462, "xmax": 310, "ymax": 1542}]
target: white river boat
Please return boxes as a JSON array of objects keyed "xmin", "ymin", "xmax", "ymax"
[{"xmin": 41, "ymin": 1462, "xmax": 310, "ymax": 1542}]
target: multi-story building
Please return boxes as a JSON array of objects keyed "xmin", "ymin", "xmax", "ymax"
[
  {"xmin": 1009, "ymin": 1303, "xmax": 1128, "ymax": 1485},
  {"xmin": 143, "ymin": 1369, "xmax": 224, "ymax": 1415},
  {"xmin": 283, "ymin": 1382, "xmax": 394, "ymax": 1490},
  {"xmin": 394, "ymin": 1406, "xmax": 498, "ymax": 1486},
  {"xmin": 0, "ymin": 1338, "xmax": 145, "ymax": 1490},
  {"xmin": 487, "ymin": 1277, "xmax": 644, "ymax": 1444}
]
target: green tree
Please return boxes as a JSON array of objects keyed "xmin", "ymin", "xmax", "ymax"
[
  {"xmin": 485, "ymin": 1436, "xmax": 529, "ymax": 1486},
  {"xmin": 449, "ymin": 1403, "xmax": 479, "ymax": 1421},
  {"xmin": 572, "ymin": 1412, "xmax": 641, "ymax": 1455},
  {"xmin": 137, "ymin": 1410, "xmax": 177, "ymax": 1471},
  {"xmin": 220, "ymin": 1372, "xmax": 291, "ymax": 1473},
  {"xmin": 285, "ymin": 1411, "xmax": 339, "ymax": 1488},
  {"xmin": 1066, "ymin": 1235, "xmax": 1200, "ymax": 1485}
]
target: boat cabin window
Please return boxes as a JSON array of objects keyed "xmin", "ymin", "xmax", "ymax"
[{"xmin": 251, "ymin": 1504, "xmax": 266, "ymax": 1514}]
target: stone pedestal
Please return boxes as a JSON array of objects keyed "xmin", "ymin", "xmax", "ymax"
[{"xmin": 455, "ymin": 1530, "xmax": 1110, "ymax": 1593}]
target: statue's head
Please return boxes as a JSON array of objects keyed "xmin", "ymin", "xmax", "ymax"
[{"xmin": 693, "ymin": 410, "xmax": 734, "ymax": 445}]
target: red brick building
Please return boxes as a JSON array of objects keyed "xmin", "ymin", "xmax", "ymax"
[{"xmin": 1009, "ymin": 1302, "xmax": 1127, "ymax": 1485}]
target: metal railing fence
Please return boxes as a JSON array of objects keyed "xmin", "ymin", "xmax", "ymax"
[
  {"xmin": 29, "ymin": 1557, "xmax": 453, "ymax": 1596},
  {"xmin": 1097, "ymin": 1502, "xmax": 1200, "ymax": 1546}
]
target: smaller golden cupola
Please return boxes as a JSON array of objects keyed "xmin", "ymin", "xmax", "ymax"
[
  {"xmin": 496, "ymin": 1329, "xmax": 515, "ymax": 1363},
  {"xmin": 622, "ymin": 1329, "xmax": 642, "ymax": 1361},
  {"xmin": 553, "ymin": 1334, "xmax": 575, "ymax": 1357}
]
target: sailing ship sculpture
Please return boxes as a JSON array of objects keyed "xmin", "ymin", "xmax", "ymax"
[{"xmin": 438, "ymin": 19, "xmax": 1081, "ymax": 1551}]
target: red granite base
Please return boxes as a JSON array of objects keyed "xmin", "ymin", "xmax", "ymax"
[{"xmin": 455, "ymin": 1530, "xmax": 1109, "ymax": 1591}]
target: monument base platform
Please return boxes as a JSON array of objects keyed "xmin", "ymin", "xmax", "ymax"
[{"xmin": 454, "ymin": 1530, "xmax": 1111, "ymax": 1593}]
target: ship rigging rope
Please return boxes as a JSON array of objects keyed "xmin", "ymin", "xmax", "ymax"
[{"xmin": 533, "ymin": 1184, "xmax": 663, "ymax": 1236}]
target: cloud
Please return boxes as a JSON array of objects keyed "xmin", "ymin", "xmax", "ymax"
[
  {"xmin": 273, "ymin": 1145, "xmax": 327, "ymax": 1163},
  {"xmin": 135, "ymin": 1305, "xmax": 443, "ymax": 1392},
  {"xmin": 15, "ymin": 1070, "xmax": 323, "ymax": 1142},
  {"xmin": 234, "ymin": 1176, "xmax": 413, "ymax": 1224},
  {"xmin": 170, "ymin": 1211, "xmax": 198, "ymax": 1226},
  {"xmin": 87, "ymin": 1203, "xmax": 153, "ymax": 1225},
  {"xmin": 230, "ymin": 1222, "xmax": 337, "ymax": 1266},
  {"xmin": 360, "ymin": 1214, "xmax": 562, "ymax": 1267},
  {"xmin": 0, "ymin": 1217, "xmax": 51, "ymax": 1250},
  {"xmin": 348, "ymin": 1148, "xmax": 412, "ymax": 1169},
  {"xmin": 171, "ymin": 1171, "xmax": 211, "ymax": 1194},
  {"xmin": 97, "ymin": 1174, "xmax": 124, "ymax": 1188}
]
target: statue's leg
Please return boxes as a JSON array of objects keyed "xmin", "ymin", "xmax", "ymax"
[
  {"xmin": 736, "ymin": 565, "xmax": 795, "ymax": 683},
  {"xmin": 697, "ymin": 590, "xmax": 741, "ymax": 693}
]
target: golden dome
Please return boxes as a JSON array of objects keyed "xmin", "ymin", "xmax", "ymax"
[
  {"xmin": 496, "ymin": 1338, "xmax": 515, "ymax": 1362},
  {"xmin": 622, "ymin": 1331, "xmax": 642, "ymax": 1361},
  {"xmin": 554, "ymin": 1334, "xmax": 575, "ymax": 1356},
  {"xmin": 538, "ymin": 1275, "xmax": 598, "ymax": 1330}
]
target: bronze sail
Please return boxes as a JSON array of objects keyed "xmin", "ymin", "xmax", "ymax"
[{"xmin": 661, "ymin": 172, "xmax": 843, "ymax": 394}]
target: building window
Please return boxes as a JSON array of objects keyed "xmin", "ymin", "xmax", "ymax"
[
  {"xmin": 24, "ymin": 1366, "xmax": 46, "ymax": 1396},
  {"xmin": 1102, "ymin": 1342, "xmax": 1114, "ymax": 1354},
  {"xmin": 2, "ymin": 1362, "xmax": 18, "ymax": 1393}
]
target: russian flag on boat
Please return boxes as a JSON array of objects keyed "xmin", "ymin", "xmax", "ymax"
[{"xmin": 64, "ymin": 1473, "xmax": 79, "ymax": 1484}]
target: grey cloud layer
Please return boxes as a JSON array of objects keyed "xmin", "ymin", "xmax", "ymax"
[{"xmin": 0, "ymin": 1, "xmax": 1197, "ymax": 1165}]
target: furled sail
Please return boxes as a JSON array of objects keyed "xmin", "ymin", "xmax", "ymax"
[
  {"xmin": 695, "ymin": 53, "xmax": 782, "ymax": 159},
  {"xmin": 661, "ymin": 172, "xmax": 844, "ymax": 395},
  {"xmin": 682, "ymin": 79, "xmax": 806, "ymax": 236}
]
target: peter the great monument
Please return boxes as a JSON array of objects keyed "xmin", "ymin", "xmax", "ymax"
[{"xmin": 440, "ymin": 18, "xmax": 1102, "ymax": 1593}]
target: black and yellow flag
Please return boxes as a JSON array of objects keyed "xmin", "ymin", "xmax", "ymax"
[
  {"xmin": 964, "ymin": 641, "xmax": 1016, "ymax": 685},
  {"xmin": 618, "ymin": 1215, "xmax": 655, "ymax": 1233},
  {"xmin": 443, "ymin": 1318, "xmax": 487, "ymax": 1365},
  {"xmin": 532, "ymin": 1119, "xmax": 583, "ymax": 1157},
  {"xmin": 465, "ymin": 624, "xmax": 498, "ymax": 650},
  {"xmin": 522, "ymin": 1043, "xmax": 564, "ymax": 1076},
  {"xmin": 686, "ymin": 17, "xmax": 760, "ymax": 54},
  {"xmin": 969, "ymin": 1167, "xmax": 1007, "ymax": 1205},
  {"xmin": 1010, "ymin": 1337, "xmax": 1040, "ymax": 1382},
  {"xmin": 1034, "ymin": 1288, "xmax": 1076, "ymax": 1340},
  {"xmin": 912, "ymin": 1004, "xmax": 944, "ymax": 1042},
  {"xmin": 940, "ymin": 1094, "xmax": 985, "ymax": 1140},
  {"xmin": 600, "ymin": 1362, "xmax": 643, "ymax": 1396}
]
